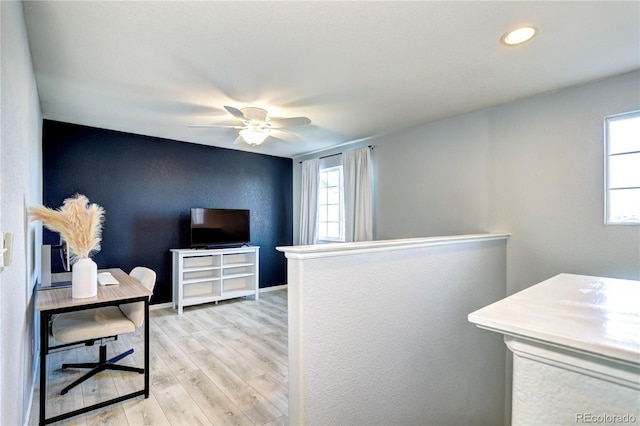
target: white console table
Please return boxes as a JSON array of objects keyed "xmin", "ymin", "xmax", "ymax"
[
  {"xmin": 469, "ymin": 273, "xmax": 640, "ymax": 426},
  {"xmin": 171, "ymin": 246, "xmax": 259, "ymax": 315}
]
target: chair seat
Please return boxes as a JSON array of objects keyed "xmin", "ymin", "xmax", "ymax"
[{"xmin": 53, "ymin": 306, "xmax": 136, "ymax": 343}]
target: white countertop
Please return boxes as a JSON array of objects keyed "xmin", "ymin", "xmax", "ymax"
[{"xmin": 469, "ymin": 273, "xmax": 640, "ymax": 364}]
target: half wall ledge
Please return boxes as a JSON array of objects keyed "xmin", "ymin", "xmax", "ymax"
[{"xmin": 277, "ymin": 232, "xmax": 510, "ymax": 259}]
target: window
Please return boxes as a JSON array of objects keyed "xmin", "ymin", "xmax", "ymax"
[
  {"xmin": 317, "ymin": 166, "xmax": 345, "ymax": 241},
  {"xmin": 605, "ymin": 110, "xmax": 640, "ymax": 224}
]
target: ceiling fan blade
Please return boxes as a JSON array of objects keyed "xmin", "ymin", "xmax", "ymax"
[
  {"xmin": 233, "ymin": 136, "xmax": 244, "ymax": 145},
  {"xmin": 224, "ymin": 105, "xmax": 246, "ymax": 120},
  {"xmin": 188, "ymin": 124, "xmax": 243, "ymax": 129},
  {"xmin": 267, "ymin": 116, "xmax": 311, "ymax": 128},
  {"xmin": 269, "ymin": 129, "xmax": 300, "ymax": 142}
]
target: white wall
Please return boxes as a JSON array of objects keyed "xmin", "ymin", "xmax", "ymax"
[
  {"xmin": 293, "ymin": 71, "xmax": 640, "ymax": 294},
  {"xmin": 374, "ymin": 113, "xmax": 490, "ymax": 239},
  {"xmin": 487, "ymin": 71, "xmax": 640, "ymax": 294},
  {"xmin": 279, "ymin": 234, "xmax": 509, "ymax": 425},
  {"xmin": 1, "ymin": 1, "xmax": 43, "ymax": 424}
]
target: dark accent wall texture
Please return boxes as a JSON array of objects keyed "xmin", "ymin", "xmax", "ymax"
[{"xmin": 42, "ymin": 120, "xmax": 293, "ymax": 304}]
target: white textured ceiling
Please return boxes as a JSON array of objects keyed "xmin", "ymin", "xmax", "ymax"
[{"xmin": 23, "ymin": 1, "xmax": 640, "ymax": 158}]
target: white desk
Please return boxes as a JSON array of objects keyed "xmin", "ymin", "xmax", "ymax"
[
  {"xmin": 36, "ymin": 268, "xmax": 152, "ymax": 425},
  {"xmin": 469, "ymin": 273, "xmax": 640, "ymax": 425}
]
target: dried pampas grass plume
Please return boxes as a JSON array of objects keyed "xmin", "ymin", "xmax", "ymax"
[{"xmin": 29, "ymin": 194, "xmax": 105, "ymax": 263}]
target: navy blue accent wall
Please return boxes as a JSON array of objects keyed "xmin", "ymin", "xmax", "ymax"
[{"xmin": 42, "ymin": 120, "xmax": 293, "ymax": 304}]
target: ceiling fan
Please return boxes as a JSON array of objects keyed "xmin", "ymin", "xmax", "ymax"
[{"xmin": 189, "ymin": 106, "xmax": 311, "ymax": 146}]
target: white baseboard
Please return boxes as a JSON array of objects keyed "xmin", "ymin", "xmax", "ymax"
[
  {"xmin": 25, "ymin": 349, "xmax": 39, "ymax": 426},
  {"xmin": 150, "ymin": 302, "xmax": 173, "ymax": 310},
  {"xmin": 260, "ymin": 284, "xmax": 288, "ymax": 293}
]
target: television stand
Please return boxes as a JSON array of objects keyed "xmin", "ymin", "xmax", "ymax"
[{"xmin": 170, "ymin": 246, "xmax": 259, "ymax": 315}]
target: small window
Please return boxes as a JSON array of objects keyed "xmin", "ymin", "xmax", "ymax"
[
  {"xmin": 605, "ymin": 110, "xmax": 640, "ymax": 224},
  {"xmin": 318, "ymin": 166, "xmax": 345, "ymax": 241}
]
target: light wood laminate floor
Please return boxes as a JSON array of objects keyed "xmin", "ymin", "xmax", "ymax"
[{"xmin": 29, "ymin": 289, "xmax": 288, "ymax": 426}]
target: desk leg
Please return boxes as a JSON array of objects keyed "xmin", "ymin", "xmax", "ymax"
[
  {"xmin": 144, "ymin": 298, "xmax": 150, "ymax": 398},
  {"xmin": 39, "ymin": 311, "xmax": 48, "ymax": 426}
]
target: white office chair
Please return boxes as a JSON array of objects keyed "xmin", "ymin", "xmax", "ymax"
[{"xmin": 51, "ymin": 266, "xmax": 156, "ymax": 395}]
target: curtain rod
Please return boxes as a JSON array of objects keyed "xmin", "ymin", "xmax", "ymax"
[{"xmin": 299, "ymin": 145, "xmax": 374, "ymax": 163}]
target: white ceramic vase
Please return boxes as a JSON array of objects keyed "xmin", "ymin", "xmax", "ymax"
[{"xmin": 72, "ymin": 257, "xmax": 98, "ymax": 299}]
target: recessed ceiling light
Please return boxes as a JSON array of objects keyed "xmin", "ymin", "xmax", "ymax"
[{"xmin": 501, "ymin": 26, "xmax": 537, "ymax": 46}]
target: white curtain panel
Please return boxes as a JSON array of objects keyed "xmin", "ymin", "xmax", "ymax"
[
  {"xmin": 299, "ymin": 158, "xmax": 320, "ymax": 245},
  {"xmin": 343, "ymin": 147, "xmax": 373, "ymax": 242}
]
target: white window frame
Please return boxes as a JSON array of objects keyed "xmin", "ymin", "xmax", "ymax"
[
  {"xmin": 604, "ymin": 110, "xmax": 640, "ymax": 225},
  {"xmin": 317, "ymin": 165, "xmax": 345, "ymax": 242}
]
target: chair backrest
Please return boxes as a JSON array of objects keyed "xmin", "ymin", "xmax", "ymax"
[{"xmin": 120, "ymin": 266, "xmax": 156, "ymax": 328}]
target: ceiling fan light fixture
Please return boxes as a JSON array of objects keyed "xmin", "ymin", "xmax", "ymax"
[
  {"xmin": 194, "ymin": 105, "xmax": 311, "ymax": 146},
  {"xmin": 501, "ymin": 26, "xmax": 537, "ymax": 46},
  {"xmin": 239, "ymin": 128, "xmax": 268, "ymax": 146}
]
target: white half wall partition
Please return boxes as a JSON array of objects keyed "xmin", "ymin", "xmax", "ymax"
[{"xmin": 277, "ymin": 233, "xmax": 509, "ymax": 425}]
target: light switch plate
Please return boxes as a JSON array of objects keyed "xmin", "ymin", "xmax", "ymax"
[{"xmin": 1, "ymin": 232, "xmax": 14, "ymax": 269}]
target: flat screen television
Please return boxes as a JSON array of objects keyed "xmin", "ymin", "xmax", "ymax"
[{"xmin": 190, "ymin": 208, "xmax": 250, "ymax": 248}]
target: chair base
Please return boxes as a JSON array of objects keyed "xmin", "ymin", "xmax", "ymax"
[{"xmin": 60, "ymin": 344, "xmax": 143, "ymax": 395}]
